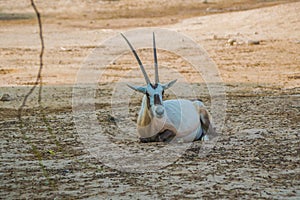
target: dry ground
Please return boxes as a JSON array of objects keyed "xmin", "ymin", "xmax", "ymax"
[{"xmin": 0, "ymin": 0, "xmax": 299, "ymax": 199}]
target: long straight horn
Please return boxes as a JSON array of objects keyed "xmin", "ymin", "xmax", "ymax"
[
  {"xmin": 121, "ymin": 33, "xmax": 150, "ymax": 84},
  {"xmin": 153, "ymin": 32, "xmax": 159, "ymax": 84}
]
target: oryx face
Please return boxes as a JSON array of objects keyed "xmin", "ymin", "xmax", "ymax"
[
  {"xmin": 121, "ymin": 32, "xmax": 177, "ymax": 119},
  {"xmin": 146, "ymin": 83, "xmax": 165, "ymax": 118},
  {"xmin": 129, "ymin": 81, "xmax": 176, "ymax": 118}
]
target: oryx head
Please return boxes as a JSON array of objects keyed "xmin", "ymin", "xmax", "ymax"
[{"xmin": 121, "ymin": 33, "xmax": 177, "ymax": 119}]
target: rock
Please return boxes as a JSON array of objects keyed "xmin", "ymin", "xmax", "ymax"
[
  {"xmin": 240, "ymin": 128, "xmax": 267, "ymax": 139},
  {"xmin": 0, "ymin": 93, "xmax": 12, "ymax": 101},
  {"xmin": 227, "ymin": 38, "xmax": 236, "ymax": 46},
  {"xmin": 247, "ymin": 40, "xmax": 260, "ymax": 45},
  {"xmin": 241, "ymin": 128, "xmax": 267, "ymax": 135}
]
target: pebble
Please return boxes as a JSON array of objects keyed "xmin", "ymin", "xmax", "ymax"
[
  {"xmin": 247, "ymin": 40, "xmax": 260, "ymax": 45},
  {"xmin": 227, "ymin": 38, "xmax": 236, "ymax": 46},
  {"xmin": 0, "ymin": 93, "xmax": 12, "ymax": 101},
  {"xmin": 240, "ymin": 128, "xmax": 266, "ymax": 139}
]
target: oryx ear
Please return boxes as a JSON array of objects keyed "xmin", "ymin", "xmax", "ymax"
[
  {"xmin": 162, "ymin": 79, "xmax": 177, "ymax": 90},
  {"xmin": 127, "ymin": 84, "xmax": 147, "ymax": 94}
]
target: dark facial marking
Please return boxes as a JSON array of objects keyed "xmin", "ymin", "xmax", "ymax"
[
  {"xmin": 150, "ymin": 83, "xmax": 158, "ymax": 89},
  {"xmin": 145, "ymin": 92, "xmax": 151, "ymax": 109},
  {"xmin": 154, "ymin": 94, "xmax": 162, "ymax": 105}
]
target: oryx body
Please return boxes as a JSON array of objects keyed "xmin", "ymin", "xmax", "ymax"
[
  {"xmin": 137, "ymin": 96, "xmax": 206, "ymax": 142},
  {"xmin": 122, "ymin": 33, "xmax": 214, "ymax": 142}
]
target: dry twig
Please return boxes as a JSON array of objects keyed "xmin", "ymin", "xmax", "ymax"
[{"xmin": 17, "ymin": 0, "xmax": 44, "ymax": 119}]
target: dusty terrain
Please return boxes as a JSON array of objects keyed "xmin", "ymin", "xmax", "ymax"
[{"xmin": 0, "ymin": 0, "xmax": 299, "ymax": 199}]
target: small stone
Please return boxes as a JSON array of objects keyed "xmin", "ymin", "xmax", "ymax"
[
  {"xmin": 247, "ymin": 40, "xmax": 260, "ymax": 45},
  {"xmin": 212, "ymin": 34, "xmax": 217, "ymax": 40},
  {"xmin": 227, "ymin": 38, "xmax": 236, "ymax": 46},
  {"xmin": 0, "ymin": 93, "xmax": 12, "ymax": 101},
  {"xmin": 109, "ymin": 115, "xmax": 116, "ymax": 122},
  {"xmin": 240, "ymin": 128, "xmax": 266, "ymax": 139}
]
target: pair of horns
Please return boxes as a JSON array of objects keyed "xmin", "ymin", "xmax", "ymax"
[{"xmin": 121, "ymin": 32, "xmax": 159, "ymax": 84}]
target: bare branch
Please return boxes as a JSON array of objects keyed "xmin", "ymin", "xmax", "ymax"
[
  {"xmin": 18, "ymin": 0, "xmax": 44, "ymax": 119},
  {"xmin": 16, "ymin": 0, "xmax": 57, "ymax": 188}
]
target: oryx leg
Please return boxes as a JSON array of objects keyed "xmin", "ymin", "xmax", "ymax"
[
  {"xmin": 157, "ymin": 129, "xmax": 176, "ymax": 142},
  {"xmin": 139, "ymin": 135, "xmax": 159, "ymax": 143},
  {"xmin": 139, "ymin": 130, "xmax": 176, "ymax": 143}
]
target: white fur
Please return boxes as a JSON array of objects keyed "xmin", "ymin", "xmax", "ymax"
[{"xmin": 137, "ymin": 97, "xmax": 204, "ymax": 142}]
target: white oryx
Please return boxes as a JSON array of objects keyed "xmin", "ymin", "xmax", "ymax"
[{"xmin": 121, "ymin": 33, "xmax": 215, "ymax": 143}]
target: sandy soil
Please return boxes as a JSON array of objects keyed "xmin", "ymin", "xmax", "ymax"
[{"xmin": 0, "ymin": 0, "xmax": 299, "ymax": 199}]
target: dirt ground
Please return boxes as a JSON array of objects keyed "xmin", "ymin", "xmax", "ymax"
[{"xmin": 0, "ymin": 0, "xmax": 299, "ymax": 199}]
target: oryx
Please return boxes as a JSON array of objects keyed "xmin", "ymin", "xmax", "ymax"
[{"xmin": 121, "ymin": 33, "xmax": 215, "ymax": 143}]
